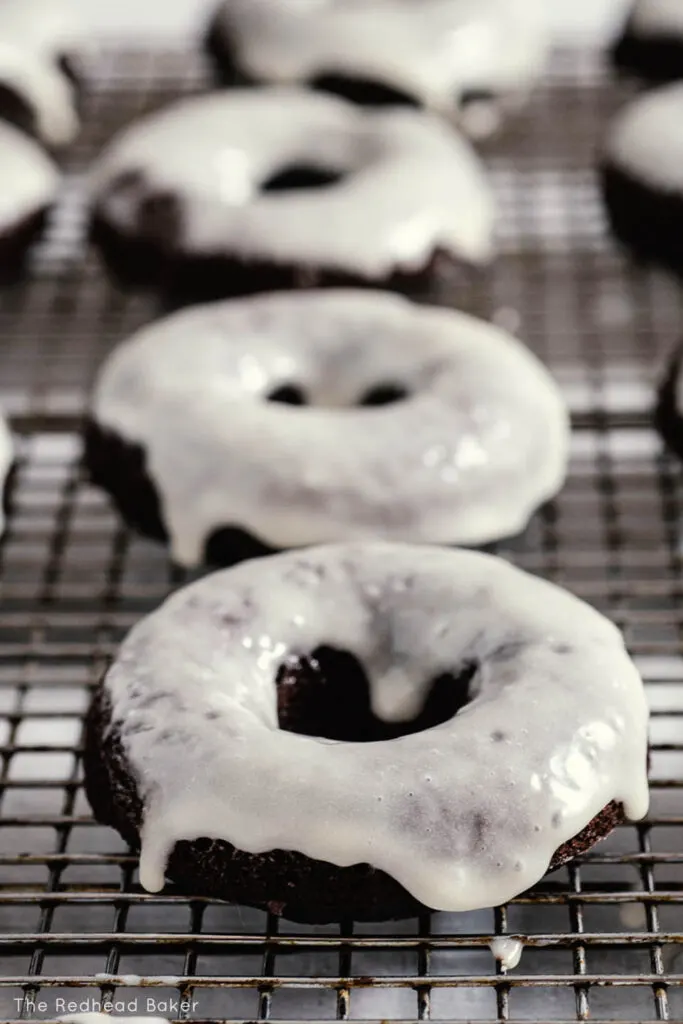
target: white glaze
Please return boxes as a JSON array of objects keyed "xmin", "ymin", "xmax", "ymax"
[
  {"xmin": 213, "ymin": 0, "xmax": 548, "ymax": 137},
  {"xmin": 629, "ymin": 0, "xmax": 683, "ymax": 37},
  {"xmin": 102, "ymin": 542, "xmax": 650, "ymax": 912},
  {"xmin": 0, "ymin": 0, "xmax": 83, "ymax": 146},
  {"xmin": 605, "ymin": 82, "xmax": 683, "ymax": 193},
  {"xmin": 489, "ymin": 937, "xmax": 524, "ymax": 969},
  {"xmin": 0, "ymin": 119, "xmax": 59, "ymax": 231},
  {"xmin": 91, "ymin": 290, "xmax": 568, "ymax": 567},
  {"xmin": 0, "ymin": 410, "xmax": 12, "ymax": 538},
  {"xmin": 91, "ymin": 87, "xmax": 495, "ymax": 275}
]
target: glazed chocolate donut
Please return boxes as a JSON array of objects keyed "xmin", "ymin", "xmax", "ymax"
[
  {"xmin": 84, "ymin": 542, "xmax": 650, "ymax": 922},
  {"xmin": 205, "ymin": 0, "xmax": 548, "ymax": 139},
  {"xmin": 0, "ymin": 0, "xmax": 84, "ymax": 148},
  {"xmin": 0, "ymin": 120, "xmax": 59, "ymax": 281},
  {"xmin": 83, "ymin": 290, "xmax": 569, "ymax": 568},
  {"xmin": 601, "ymin": 83, "xmax": 683, "ymax": 272},
  {"xmin": 613, "ymin": 0, "xmax": 683, "ymax": 82},
  {"xmin": 88, "ymin": 87, "xmax": 494, "ymax": 302}
]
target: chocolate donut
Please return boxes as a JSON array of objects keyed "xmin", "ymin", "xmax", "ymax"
[
  {"xmin": 83, "ymin": 290, "xmax": 569, "ymax": 568},
  {"xmin": 0, "ymin": 0, "xmax": 84, "ymax": 148},
  {"xmin": 613, "ymin": 0, "xmax": 683, "ymax": 82},
  {"xmin": 84, "ymin": 542, "xmax": 650, "ymax": 923},
  {"xmin": 601, "ymin": 83, "xmax": 683, "ymax": 272},
  {"xmin": 0, "ymin": 120, "xmax": 59, "ymax": 281},
  {"xmin": 205, "ymin": 0, "xmax": 548, "ymax": 139},
  {"xmin": 88, "ymin": 87, "xmax": 494, "ymax": 302}
]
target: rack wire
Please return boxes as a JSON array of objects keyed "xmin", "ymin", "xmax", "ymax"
[{"xmin": 1, "ymin": 42, "xmax": 683, "ymax": 1024}]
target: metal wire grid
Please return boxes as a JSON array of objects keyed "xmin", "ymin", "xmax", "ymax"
[{"xmin": 1, "ymin": 42, "xmax": 683, "ymax": 1024}]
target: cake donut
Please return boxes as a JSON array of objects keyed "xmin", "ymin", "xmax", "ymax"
[
  {"xmin": 205, "ymin": 0, "xmax": 548, "ymax": 139},
  {"xmin": 83, "ymin": 290, "xmax": 569, "ymax": 569},
  {"xmin": 0, "ymin": 0, "xmax": 84, "ymax": 148},
  {"xmin": 613, "ymin": 0, "xmax": 683, "ymax": 82},
  {"xmin": 0, "ymin": 120, "xmax": 59, "ymax": 281},
  {"xmin": 88, "ymin": 87, "xmax": 494, "ymax": 303},
  {"xmin": 84, "ymin": 542, "xmax": 650, "ymax": 922},
  {"xmin": 601, "ymin": 83, "xmax": 683, "ymax": 272}
]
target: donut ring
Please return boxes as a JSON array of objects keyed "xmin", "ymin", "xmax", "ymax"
[
  {"xmin": 205, "ymin": 0, "xmax": 549, "ymax": 139},
  {"xmin": 89, "ymin": 88, "xmax": 494, "ymax": 301},
  {"xmin": 83, "ymin": 290, "xmax": 569, "ymax": 568},
  {"xmin": 84, "ymin": 542, "xmax": 650, "ymax": 922}
]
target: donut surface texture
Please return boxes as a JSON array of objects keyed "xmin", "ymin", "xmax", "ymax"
[
  {"xmin": 206, "ymin": 0, "xmax": 548, "ymax": 138},
  {"xmin": 84, "ymin": 290, "xmax": 569, "ymax": 568},
  {"xmin": 85, "ymin": 542, "xmax": 650, "ymax": 922},
  {"xmin": 0, "ymin": 120, "xmax": 58, "ymax": 278},
  {"xmin": 613, "ymin": 0, "xmax": 683, "ymax": 81},
  {"xmin": 89, "ymin": 87, "xmax": 494, "ymax": 299},
  {"xmin": 601, "ymin": 83, "xmax": 683, "ymax": 271},
  {"xmin": 0, "ymin": 0, "xmax": 83, "ymax": 147}
]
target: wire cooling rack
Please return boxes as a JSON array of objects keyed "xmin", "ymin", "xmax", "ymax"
[{"xmin": 2, "ymin": 43, "xmax": 683, "ymax": 1024}]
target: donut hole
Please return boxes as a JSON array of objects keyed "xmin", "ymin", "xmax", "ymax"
[
  {"xmin": 309, "ymin": 73, "xmax": 419, "ymax": 109},
  {"xmin": 276, "ymin": 646, "xmax": 478, "ymax": 742},
  {"xmin": 266, "ymin": 382, "xmax": 410, "ymax": 408},
  {"xmin": 267, "ymin": 384, "xmax": 307, "ymax": 405},
  {"xmin": 460, "ymin": 88, "xmax": 498, "ymax": 108},
  {"xmin": 359, "ymin": 383, "xmax": 410, "ymax": 406},
  {"xmin": 262, "ymin": 165, "xmax": 344, "ymax": 192}
]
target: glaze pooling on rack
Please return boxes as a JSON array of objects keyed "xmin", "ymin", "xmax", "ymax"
[
  {"xmin": 91, "ymin": 87, "xmax": 495, "ymax": 276},
  {"xmin": 489, "ymin": 936, "xmax": 525, "ymax": 970},
  {"xmin": 0, "ymin": 0, "xmax": 83, "ymax": 146},
  {"xmin": 213, "ymin": 0, "xmax": 548, "ymax": 137},
  {"xmin": 91, "ymin": 290, "xmax": 569, "ymax": 567},
  {"xmin": 0, "ymin": 120, "xmax": 59, "ymax": 230},
  {"xmin": 101, "ymin": 542, "xmax": 650, "ymax": 913}
]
